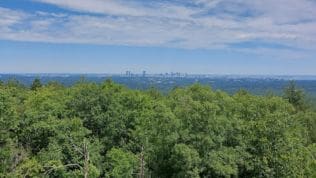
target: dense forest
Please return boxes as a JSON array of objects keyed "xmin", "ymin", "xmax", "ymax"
[{"xmin": 0, "ymin": 79, "xmax": 315, "ymax": 178}]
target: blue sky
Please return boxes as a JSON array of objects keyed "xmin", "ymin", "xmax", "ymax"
[{"xmin": 0, "ymin": 0, "xmax": 316, "ymax": 74}]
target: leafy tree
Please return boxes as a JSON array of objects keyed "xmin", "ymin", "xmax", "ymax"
[
  {"xmin": 234, "ymin": 94, "xmax": 310, "ymax": 177},
  {"xmin": 10, "ymin": 158, "xmax": 43, "ymax": 178},
  {"xmin": 105, "ymin": 148, "xmax": 137, "ymax": 178},
  {"xmin": 6, "ymin": 79, "xmax": 25, "ymax": 89},
  {"xmin": 18, "ymin": 86, "xmax": 68, "ymax": 153},
  {"xmin": 298, "ymin": 111, "xmax": 316, "ymax": 144},
  {"xmin": 170, "ymin": 144, "xmax": 201, "ymax": 178},
  {"xmin": 283, "ymin": 81, "xmax": 306, "ymax": 111},
  {"xmin": 36, "ymin": 118, "xmax": 101, "ymax": 177},
  {"xmin": 133, "ymin": 100, "xmax": 179, "ymax": 177},
  {"xmin": 0, "ymin": 88, "xmax": 20, "ymax": 176},
  {"xmin": 31, "ymin": 78, "xmax": 42, "ymax": 91}
]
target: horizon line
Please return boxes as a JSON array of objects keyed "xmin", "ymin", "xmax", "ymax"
[{"xmin": 1, "ymin": 73, "xmax": 316, "ymax": 77}]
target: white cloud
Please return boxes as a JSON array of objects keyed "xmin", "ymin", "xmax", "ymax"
[
  {"xmin": 33, "ymin": 0, "xmax": 145, "ymax": 16},
  {"xmin": 0, "ymin": 0, "xmax": 316, "ymax": 55},
  {"xmin": 0, "ymin": 7, "xmax": 27, "ymax": 27},
  {"xmin": 33, "ymin": 0, "xmax": 198, "ymax": 20}
]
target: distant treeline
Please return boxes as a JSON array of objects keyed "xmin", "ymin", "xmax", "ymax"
[
  {"xmin": 0, "ymin": 79, "xmax": 315, "ymax": 177},
  {"xmin": 1, "ymin": 74, "xmax": 316, "ymax": 96}
]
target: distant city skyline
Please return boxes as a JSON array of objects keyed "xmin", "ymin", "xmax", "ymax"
[{"xmin": 0, "ymin": 0, "xmax": 316, "ymax": 75}]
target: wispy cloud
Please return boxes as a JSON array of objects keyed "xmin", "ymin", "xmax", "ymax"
[
  {"xmin": 0, "ymin": 0, "xmax": 316, "ymax": 56},
  {"xmin": 33, "ymin": 0, "xmax": 147, "ymax": 16}
]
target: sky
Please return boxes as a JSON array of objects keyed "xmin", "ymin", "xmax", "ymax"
[{"xmin": 0, "ymin": 0, "xmax": 316, "ymax": 75}]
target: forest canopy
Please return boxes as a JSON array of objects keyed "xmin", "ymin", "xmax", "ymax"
[{"xmin": 0, "ymin": 79, "xmax": 315, "ymax": 178}]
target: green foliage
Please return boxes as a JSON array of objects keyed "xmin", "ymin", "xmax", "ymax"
[
  {"xmin": 170, "ymin": 144, "xmax": 201, "ymax": 178},
  {"xmin": 0, "ymin": 88, "xmax": 20, "ymax": 176},
  {"xmin": 283, "ymin": 80, "xmax": 307, "ymax": 111},
  {"xmin": 298, "ymin": 111, "xmax": 316, "ymax": 144},
  {"xmin": 30, "ymin": 78, "xmax": 42, "ymax": 91},
  {"xmin": 9, "ymin": 158, "xmax": 43, "ymax": 178},
  {"xmin": 105, "ymin": 148, "xmax": 137, "ymax": 178},
  {"xmin": 5, "ymin": 79, "xmax": 25, "ymax": 89},
  {"xmin": 0, "ymin": 80, "xmax": 315, "ymax": 178}
]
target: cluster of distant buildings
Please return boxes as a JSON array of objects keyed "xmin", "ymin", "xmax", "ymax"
[
  {"xmin": 123, "ymin": 71, "xmax": 316, "ymax": 80},
  {"xmin": 125, "ymin": 71, "xmax": 190, "ymax": 78},
  {"xmin": 125, "ymin": 70, "xmax": 147, "ymax": 77}
]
